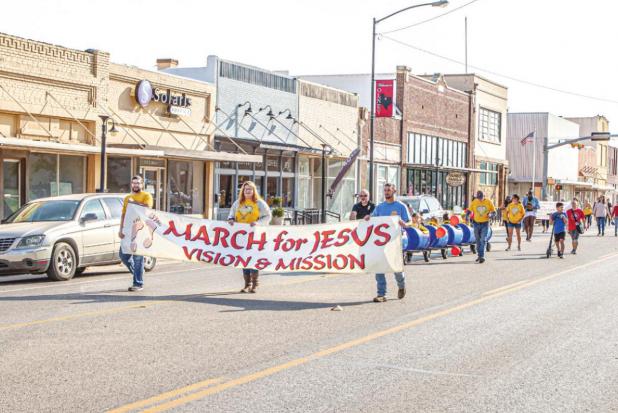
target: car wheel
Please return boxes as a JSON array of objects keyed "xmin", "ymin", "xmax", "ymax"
[
  {"xmin": 143, "ymin": 256, "xmax": 157, "ymax": 272},
  {"xmin": 47, "ymin": 242, "xmax": 77, "ymax": 281}
]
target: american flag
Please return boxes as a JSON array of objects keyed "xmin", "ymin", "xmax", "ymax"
[{"xmin": 520, "ymin": 131, "xmax": 535, "ymax": 146}]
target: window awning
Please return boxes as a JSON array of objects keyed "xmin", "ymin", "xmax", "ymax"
[{"xmin": 0, "ymin": 137, "xmax": 262, "ymax": 163}]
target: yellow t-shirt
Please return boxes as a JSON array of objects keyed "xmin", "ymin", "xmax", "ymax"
[
  {"xmin": 507, "ymin": 202, "xmax": 525, "ymax": 224},
  {"xmin": 583, "ymin": 207, "xmax": 592, "ymax": 216},
  {"xmin": 235, "ymin": 200, "xmax": 260, "ymax": 224},
  {"xmin": 470, "ymin": 198, "xmax": 496, "ymax": 223},
  {"xmin": 122, "ymin": 191, "xmax": 154, "ymax": 215}
]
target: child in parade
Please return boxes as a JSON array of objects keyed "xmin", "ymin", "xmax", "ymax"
[
  {"xmin": 549, "ymin": 202, "xmax": 568, "ymax": 259},
  {"xmin": 505, "ymin": 194, "xmax": 524, "ymax": 251}
]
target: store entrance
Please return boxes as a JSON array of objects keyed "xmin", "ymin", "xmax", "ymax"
[{"xmin": 140, "ymin": 167, "xmax": 164, "ymax": 210}]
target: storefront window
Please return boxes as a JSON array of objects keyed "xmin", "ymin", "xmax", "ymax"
[
  {"xmin": 29, "ymin": 153, "xmax": 57, "ymax": 200},
  {"xmin": 219, "ymin": 175, "xmax": 233, "ymax": 208},
  {"xmin": 168, "ymin": 160, "xmax": 193, "ymax": 214},
  {"xmin": 3, "ymin": 160, "xmax": 21, "ymax": 217},
  {"xmin": 407, "ymin": 168, "xmax": 466, "ymax": 210},
  {"xmin": 282, "ymin": 156, "xmax": 294, "ymax": 173},
  {"xmin": 267, "ymin": 155, "xmax": 280, "ymax": 172},
  {"xmin": 282, "ymin": 177, "xmax": 293, "ymax": 207},
  {"xmin": 266, "ymin": 177, "xmax": 278, "ymax": 204},
  {"xmin": 298, "ymin": 157, "xmax": 311, "ymax": 209},
  {"xmin": 58, "ymin": 155, "xmax": 84, "ymax": 195},
  {"xmin": 107, "ymin": 157, "xmax": 132, "ymax": 194}
]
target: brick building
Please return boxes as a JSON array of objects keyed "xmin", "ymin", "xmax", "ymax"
[{"xmin": 0, "ymin": 33, "xmax": 258, "ymax": 219}]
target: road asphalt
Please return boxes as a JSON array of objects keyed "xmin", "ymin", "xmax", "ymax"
[{"xmin": 0, "ymin": 227, "xmax": 616, "ymax": 412}]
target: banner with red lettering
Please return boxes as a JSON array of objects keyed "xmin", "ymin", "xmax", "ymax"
[
  {"xmin": 375, "ymin": 79, "xmax": 394, "ymax": 118},
  {"xmin": 120, "ymin": 204, "xmax": 403, "ymax": 274}
]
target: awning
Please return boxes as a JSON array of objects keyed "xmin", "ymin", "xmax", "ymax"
[
  {"xmin": 0, "ymin": 137, "xmax": 263, "ymax": 163},
  {"xmin": 0, "ymin": 136, "xmax": 164, "ymax": 157},
  {"xmin": 556, "ymin": 179, "xmax": 593, "ymax": 187},
  {"xmin": 406, "ymin": 164, "xmax": 498, "ymax": 174}
]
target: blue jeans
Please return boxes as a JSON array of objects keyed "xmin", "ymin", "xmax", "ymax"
[
  {"xmin": 596, "ymin": 217, "xmax": 606, "ymax": 235},
  {"xmin": 614, "ymin": 217, "xmax": 618, "ymax": 235},
  {"xmin": 473, "ymin": 222, "xmax": 490, "ymax": 259},
  {"xmin": 119, "ymin": 248, "xmax": 144, "ymax": 286},
  {"xmin": 375, "ymin": 272, "xmax": 405, "ymax": 297}
]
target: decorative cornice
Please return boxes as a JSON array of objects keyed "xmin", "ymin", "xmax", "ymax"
[
  {"xmin": 0, "ymin": 34, "xmax": 93, "ymax": 65},
  {"xmin": 0, "ymin": 70, "xmax": 97, "ymax": 106}
]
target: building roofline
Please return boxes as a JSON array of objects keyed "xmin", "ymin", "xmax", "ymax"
[{"xmin": 432, "ymin": 73, "xmax": 509, "ymax": 90}]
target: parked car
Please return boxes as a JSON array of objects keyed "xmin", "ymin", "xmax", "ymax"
[
  {"xmin": 398, "ymin": 195, "xmax": 445, "ymax": 223},
  {"xmin": 0, "ymin": 193, "xmax": 156, "ymax": 281}
]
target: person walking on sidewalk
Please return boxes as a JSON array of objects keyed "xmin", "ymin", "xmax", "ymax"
[
  {"xmin": 611, "ymin": 202, "xmax": 618, "ymax": 236},
  {"xmin": 593, "ymin": 196, "xmax": 608, "ymax": 236},
  {"xmin": 567, "ymin": 199, "xmax": 585, "ymax": 255},
  {"xmin": 119, "ymin": 175, "xmax": 153, "ymax": 292},
  {"xmin": 522, "ymin": 190, "xmax": 540, "ymax": 241},
  {"xmin": 468, "ymin": 190, "xmax": 496, "ymax": 264},
  {"xmin": 350, "ymin": 189, "xmax": 375, "ymax": 220},
  {"xmin": 550, "ymin": 202, "xmax": 568, "ymax": 258},
  {"xmin": 505, "ymin": 194, "xmax": 524, "ymax": 252},
  {"xmin": 228, "ymin": 181, "xmax": 272, "ymax": 293},
  {"xmin": 364, "ymin": 183, "xmax": 411, "ymax": 302},
  {"xmin": 583, "ymin": 200, "xmax": 593, "ymax": 230}
]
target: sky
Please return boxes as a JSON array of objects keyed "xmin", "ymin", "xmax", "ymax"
[{"xmin": 4, "ymin": 0, "xmax": 618, "ymax": 135}]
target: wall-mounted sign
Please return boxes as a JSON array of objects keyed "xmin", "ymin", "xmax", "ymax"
[
  {"xmin": 139, "ymin": 158, "xmax": 166, "ymax": 168},
  {"xmin": 375, "ymin": 80, "xmax": 394, "ymax": 118},
  {"xmin": 446, "ymin": 171, "xmax": 466, "ymax": 187},
  {"xmin": 134, "ymin": 80, "xmax": 192, "ymax": 116}
]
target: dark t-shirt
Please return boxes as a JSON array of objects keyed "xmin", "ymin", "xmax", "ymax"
[{"xmin": 352, "ymin": 202, "xmax": 375, "ymax": 220}]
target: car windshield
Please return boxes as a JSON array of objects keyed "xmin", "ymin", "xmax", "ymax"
[
  {"xmin": 6, "ymin": 200, "xmax": 80, "ymax": 223},
  {"xmin": 409, "ymin": 199, "xmax": 421, "ymax": 212}
]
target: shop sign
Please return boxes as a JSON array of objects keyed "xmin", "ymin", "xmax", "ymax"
[
  {"xmin": 135, "ymin": 79, "xmax": 192, "ymax": 116},
  {"xmin": 139, "ymin": 158, "xmax": 165, "ymax": 168},
  {"xmin": 446, "ymin": 171, "xmax": 466, "ymax": 187}
]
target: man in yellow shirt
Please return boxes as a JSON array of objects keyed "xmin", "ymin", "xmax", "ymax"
[
  {"xmin": 468, "ymin": 190, "xmax": 496, "ymax": 263},
  {"xmin": 118, "ymin": 175, "xmax": 154, "ymax": 291},
  {"xmin": 505, "ymin": 194, "xmax": 525, "ymax": 252}
]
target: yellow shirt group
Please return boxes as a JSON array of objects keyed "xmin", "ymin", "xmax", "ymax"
[
  {"xmin": 122, "ymin": 191, "xmax": 154, "ymax": 216},
  {"xmin": 470, "ymin": 198, "xmax": 496, "ymax": 223},
  {"xmin": 583, "ymin": 206, "xmax": 593, "ymax": 216},
  {"xmin": 506, "ymin": 202, "xmax": 525, "ymax": 224}
]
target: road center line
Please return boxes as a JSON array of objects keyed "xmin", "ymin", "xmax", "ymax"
[{"xmin": 126, "ymin": 252, "xmax": 618, "ymax": 413}]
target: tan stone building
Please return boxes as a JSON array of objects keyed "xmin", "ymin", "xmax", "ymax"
[{"xmin": 0, "ymin": 33, "xmax": 258, "ymax": 219}]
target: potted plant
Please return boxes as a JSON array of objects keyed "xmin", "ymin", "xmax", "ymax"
[{"xmin": 270, "ymin": 197, "xmax": 285, "ymax": 225}]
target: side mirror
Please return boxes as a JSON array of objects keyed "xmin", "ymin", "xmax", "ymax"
[{"xmin": 80, "ymin": 213, "xmax": 98, "ymax": 223}]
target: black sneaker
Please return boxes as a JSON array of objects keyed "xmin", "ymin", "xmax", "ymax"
[
  {"xmin": 398, "ymin": 288, "xmax": 406, "ymax": 299},
  {"xmin": 478, "ymin": 258, "xmax": 485, "ymax": 264},
  {"xmin": 128, "ymin": 285, "xmax": 143, "ymax": 292},
  {"xmin": 475, "ymin": 257, "xmax": 480, "ymax": 262}
]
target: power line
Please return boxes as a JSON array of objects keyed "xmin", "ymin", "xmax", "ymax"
[
  {"xmin": 381, "ymin": 0, "xmax": 482, "ymax": 35},
  {"xmin": 381, "ymin": 34, "xmax": 618, "ymax": 105}
]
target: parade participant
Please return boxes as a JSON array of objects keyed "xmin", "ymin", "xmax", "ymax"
[
  {"xmin": 593, "ymin": 196, "xmax": 607, "ymax": 236},
  {"xmin": 522, "ymin": 189, "xmax": 540, "ymax": 241},
  {"xmin": 612, "ymin": 202, "xmax": 618, "ymax": 236},
  {"xmin": 550, "ymin": 202, "xmax": 568, "ymax": 258},
  {"xmin": 468, "ymin": 190, "xmax": 496, "ymax": 263},
  {"xmin": 411, "ymin": 213, "xmax": 428, "ymax": 233},
  {"xmin": 502, "ymin": 195, "xmax": 512, "ymax": 228},
  {"xmin": 583, "ymin": 200, "xmax": 593, "ymax": 230},
  {"xmin": 227, "ymin": 181, "xmax": 272, "ymax": 293},
  {"xmin": 119, "ymin": 175, "xmax": 154, "ymax": 292},
  {"xmin": 364, "ymin": 183, "xmax": 410, "ymax": 302},
  {"xmin": 505, "ymin": 194, "xmax": 524, "ymax": 251},
  {"xmin": 567, "ymin": 199, "xmax": 585, "ymax": 254},
  {"xmin": 350, "ymin": 189, "xmax": 375, "ymax": 220}
]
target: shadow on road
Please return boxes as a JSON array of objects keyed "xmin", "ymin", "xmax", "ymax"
[{"xmin": 0, "ymin": 291, "xmax": 369, "ymax": 312}]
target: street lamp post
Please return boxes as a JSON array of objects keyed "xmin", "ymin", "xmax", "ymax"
[
  {"xmin": 541, "ymin": 132, "xmax": 617, "ymax": 200},
  {"xmin": 98, "ymin": 115, "xmax": 118, "ymax": 193},
  {"xmin": 368, "ymin": 0, "xmax": 448, "ymax": 199}
]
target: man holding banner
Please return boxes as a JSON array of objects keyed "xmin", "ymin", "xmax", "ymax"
[{"xmin": 365, "ymin": 183, "xmax": 410, "ymax": 302}]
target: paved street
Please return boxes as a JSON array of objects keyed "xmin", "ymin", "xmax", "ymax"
[{"xmin": 1, "ymin": 228, "xmax": 617, "ymax": 413}]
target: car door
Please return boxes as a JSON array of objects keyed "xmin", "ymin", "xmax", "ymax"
[
  {"xmin": 78, "ymin": 199, "xmax": 115, "ymax": 264},
  {"xmin": 101, "ymin": 197, "xmax": 124, "ymax": 259}
]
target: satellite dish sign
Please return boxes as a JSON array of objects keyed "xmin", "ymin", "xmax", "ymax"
[{"xmin": 328, "ymin": 148, "xmax": 361, "ymax": 198}]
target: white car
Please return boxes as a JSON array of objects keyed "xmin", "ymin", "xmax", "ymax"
[
  {"xmin": 398, "ymin": 195, "xmax": 445, "ymax": 223},
  {"xmin": 0, "ymin": 193, "xmax": 156, "ymax": 281}
]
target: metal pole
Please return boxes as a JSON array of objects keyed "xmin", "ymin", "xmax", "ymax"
[
  {"xmin": 531, "ymin": 132, "xmax": 536, "ymax": 195},
  {"xmin": 369, "ymin": 17, "xmax": 376, "ymax": 200},
  {"xmin": 542, "ymin": 137, "xmax": 549, "ymax": 201},
  {"xmin": 98, "ymin": 117, "xmax": 107, "ymax": 193},
  {"xmin": 321, "ymin": 145, "xmax": 327, "ymax": 223},
  {"xmin": 464, "ymin": 17, "xmax": 468, "ymax": 73}
]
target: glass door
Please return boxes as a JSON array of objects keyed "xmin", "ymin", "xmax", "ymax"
[
  {"xmin": 3, "ymin": 159, "xmax": 21, "ymax": 218},
  {"xmin": 140, "ymin": 167, "xmax": 164, "ymax": 210}
]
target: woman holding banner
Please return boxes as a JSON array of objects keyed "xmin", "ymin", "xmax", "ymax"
[{"xmin": 228, "ymin": 181, "xmax": 272, "ymax": 293}]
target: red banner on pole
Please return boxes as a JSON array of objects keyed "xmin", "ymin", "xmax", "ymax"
[{"xmin": 375, "ymin": 80, "xmax": 394, "ymax": 118}]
